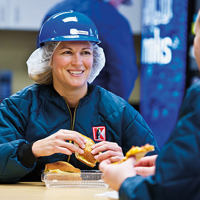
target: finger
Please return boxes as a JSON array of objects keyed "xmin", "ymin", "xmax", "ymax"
[
  {"xmin": 134, "ymin": 155, "xmax": 157, "ymax": 167},
  {"xmin": 134, "ymin": 166, "xmax": 155, "ymax": 177},
  {"xmin": 53, "ymin": 146, "xmax": 73, "ymax": 155},
  {"xmin": 92, "ymin": 141, "xmax": 120, "ymax": 149},
  {"xmin": 57, "ymin": 141, "xmax": 84, "ymax": 154},
  {"xmin": 65, "ymin": 142, "xmax": 85, "ymax": 154},
  {"xmin": 109, "ymin": 156, "xmax": 124, "ymax": 163},
  {"xmin": 72, "ymin": 131, "xmax": 88, "ymax": 143},
  {"xmin": 92, "ymin": 141, "xmax": 105, "ymax": 149},
  {"xmin": 122, "ymin": 157, "xmax": 136, "ymax": 166},
  {"xmin": 92, "ymin": 142, "xmax": 122, "ymax": 154},
  {"xmin": 56, "ymin": 129, "xmax": 86, "ymax": 142},
  {"xmin": 99, "ymin": 159, "xmax": 111, "ymax": 172},
  {"xmin": 57, "ymin": 131, "xmax": 86, "ymax": 149},
  {"xmin": 95, "ymin": 150, "xmax": 123, "ymax": 162}
]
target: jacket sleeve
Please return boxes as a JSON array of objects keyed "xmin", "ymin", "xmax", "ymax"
[
  {"xmin": 0, "ymin": 97, "xmax": 36, "ymax": 183},
  {"xmin": 118, "ymin": 85, "xmax": 200, "ymax": 200},
  {"xmin": 119, "ymin": 176, "xmax": 155, "ymax": 200},
  {"xmin": 121, "ymin": 104, "xmax": 159, "ymax": 154}
]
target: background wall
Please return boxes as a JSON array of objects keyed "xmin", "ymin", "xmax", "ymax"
[{"xmin": 0, "ymin": 30, "xmax": 36, "ymax": 92}]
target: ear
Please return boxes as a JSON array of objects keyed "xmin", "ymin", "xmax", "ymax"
[
  {"xmin": 49, "ymin": 57, "xmax": 53, "ymax": 68},
  {"xmin": 49, "ymin": 41, "xmax": 60, "ymax": 68}
]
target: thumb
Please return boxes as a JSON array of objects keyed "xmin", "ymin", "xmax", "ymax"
[
  {"xmin": 135, "ymin": 166, "xmax": 155, "ymax": 177},
  {"xmin": 123, "ymin": 157, "xmax": 136, "ymax": 166},
  {"xmin": 99, "ymin": 159, "xmax": 111, "ymax": 172}
]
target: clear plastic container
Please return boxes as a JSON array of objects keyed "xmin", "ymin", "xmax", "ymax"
[{"xmin": 42, "ymin": 170, "xmax": 106, "ymax": 188}]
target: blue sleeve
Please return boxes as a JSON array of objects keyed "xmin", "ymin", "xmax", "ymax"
[
  {"xmin": 0, "ymin": 97, "xmax": 35, "ymax": 182},
  {"xmin": 118, "ymin": 84, "xmax": 200, "ymax": 200},
  {"xmin": 122, "ymin": 104, "xmax": 159, "ymax": 154},
  {"xmin": 119, "ymin": 176, "xmax": 155, "ymax": 200}
]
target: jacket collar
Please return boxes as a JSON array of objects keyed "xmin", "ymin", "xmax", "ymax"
[{"xmin": 44, "ymin": 84, "xmax": 96, "ymax": 107}]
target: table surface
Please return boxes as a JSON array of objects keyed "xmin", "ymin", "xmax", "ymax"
[{"xmin": 0, "ymin": 182, "xmax": 111, "ymax": 200}]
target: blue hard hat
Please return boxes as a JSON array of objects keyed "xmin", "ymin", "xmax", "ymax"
[{"xmin": 38, "ymin": 11, "xmax": 100, "ymax": 47}]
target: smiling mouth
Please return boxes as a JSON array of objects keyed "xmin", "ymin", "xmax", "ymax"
[{"xmin": 68, "ymin": 70, "xmax": 84, "ymax": 76}]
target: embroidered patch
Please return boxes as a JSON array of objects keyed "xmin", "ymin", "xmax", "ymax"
[{"xmin": 92, "ymin": 126, "xmax": 106, "ymax": 141}]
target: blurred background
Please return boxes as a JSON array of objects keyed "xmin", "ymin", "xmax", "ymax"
[{"xmin": 0, "ymin": 0, "xmax": 199, "ymax": 148}]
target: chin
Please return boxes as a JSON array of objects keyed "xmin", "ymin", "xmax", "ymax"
[{"xmin": 69, "ymin": 82, "xmax": 87, "ymax": 89}]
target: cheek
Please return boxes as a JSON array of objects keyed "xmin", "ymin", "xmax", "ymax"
[
  {"xmin": 89, "ymin": 60, "xmax": 93, "ymax": 69},
  {"xmin": 85, "ymin": 58, "xmax": 93, "ymax": 70},
  {"xmin": 51, "ymin": 56, "xmax": 68, "ymax": 70},
  {"xmin": 194, "ymin": 36, "xmax": 200, "ymax": 60},
  {"xmin": 194, "ymin": 43, "xmax": 200, "ymax": 69}
]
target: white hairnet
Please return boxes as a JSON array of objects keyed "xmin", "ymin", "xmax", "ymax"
[
  {"xmin": 88, "ymin": 44, "xmax": 105, "ymax": 83},
  {"xmin": 26, "ymin": 42, "xmax": 105, "ymax": 84}
]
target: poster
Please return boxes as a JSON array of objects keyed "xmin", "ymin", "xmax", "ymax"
[{"xmin": 140, "ymin": 0, "xmax": 189, "ymax": 148}]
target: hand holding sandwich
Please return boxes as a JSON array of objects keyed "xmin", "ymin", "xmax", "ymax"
[
  {"xmin": 32, "ymin": 129, "xmax": 86, "ymax": 157},
  {"xmin": 99, "ymin": 144, "xmax": 156, "ymax": 190},
  {"xmin": 99, "ymin": 157, "xmax": 136, "ymax": 191},
  {"xmin": 74, "ymin": 134, "xmax": 123, "ymax": 167},
  {"xmin": 91, "ymin": 141, "xmax": 124, "ymax": 163}
]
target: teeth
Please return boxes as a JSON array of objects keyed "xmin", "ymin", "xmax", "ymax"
[{"xmin": 69, "ymin": 71, "xmax": 83, "ymax": 75}]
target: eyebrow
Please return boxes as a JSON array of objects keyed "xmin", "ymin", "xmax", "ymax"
[{"xmin": 58, "ymin": 46, "xmax": 92, "ymax": 50}]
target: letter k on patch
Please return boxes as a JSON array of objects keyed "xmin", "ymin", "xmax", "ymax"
[{"xmin": 92, "ymin": 126, "xmax": 106, "ymax": 141}]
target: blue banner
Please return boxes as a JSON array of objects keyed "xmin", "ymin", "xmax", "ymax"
[
  {"xmin": 140, "ymin": 0, "xmax": 189, "ymax": 148},
  {"xmin": 0, "ymin": 70, "xmax": 12, "ymax": 102}
]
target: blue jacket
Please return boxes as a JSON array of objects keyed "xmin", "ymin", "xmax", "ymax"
[
  {"xmin": 0, "ymin": 84, "xmax": 158, "ymax": 182},
  {"xmin": 39, "ymin": 0, "xmax": 138, "ymax": 101},
  {"xmin": 119, "ymin": 81, "xmax": 200, "ymax": 200}
]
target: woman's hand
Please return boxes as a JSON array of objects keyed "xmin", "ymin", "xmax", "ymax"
[
  {"xmin": 32, "ymin": 129, "xmax": 86, "ymax": 158},
  {"xmin": 91, "ymin": 141, "xmax": 124, "ymax": 162},
  {"xmin": 134, "ymin": 155, "xmax": 158, "ymax": 177},
  {"xmin": 99, "ymin": 157, "xmax": 136, "ymax": 191}
]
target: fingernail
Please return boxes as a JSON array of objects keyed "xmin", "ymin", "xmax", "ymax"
[
  {"xmin": 94, "ymin": 155, "xmax": 98, "ymax": 160},
  {"xmin": 82, "ymin": 144, "xmax": 85, "ymax": 148},
  {"xmin": 80, "ymin": 149, "xmax": 84, "ymax": 154},
  {"xmin": 91, "ymin": 150, "xmax": 95, "ymax": 154}
]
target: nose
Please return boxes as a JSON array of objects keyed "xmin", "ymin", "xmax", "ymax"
[{"xmin": 71, "ymin": 53, "xmax": 82, "ymax": 66}]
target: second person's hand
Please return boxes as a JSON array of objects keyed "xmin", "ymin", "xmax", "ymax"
[
  {"xmin": 134, "ymin": 155, "xmax": 158, "ymax": 177},
  {"xmin": 99, "ymin": 157, "xmax": 136, "ymax": 191}
]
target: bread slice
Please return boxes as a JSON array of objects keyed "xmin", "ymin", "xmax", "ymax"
[
  {"xmin": 45, "ymin": 170, "xmax": 82, "ymax": 181},
  {"xmin": 44, "ymin": 161, "xmax": 82, "ymax": 181},
  {"xmin": 75, "ymin": 134, "xmax": 97, "ymax": 168},
  {"xmin": 45, "ymin": 161, "xmax": 81, "ymax": 173},
  {"xmin": 115, "ymin": 144, "xmax": 155, "ymax": 164},
  {"xmin": 125, "ymin": 144, "xmax": 155, "ymax": 162}
]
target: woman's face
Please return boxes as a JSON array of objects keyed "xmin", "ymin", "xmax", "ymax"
[
  {"xmin": 194, "ymin": 11, "xmax": 200, "ymax": 69},
  {"xmin": 51, "ymin": 41, "xmax": 93, "ymax": 91}
]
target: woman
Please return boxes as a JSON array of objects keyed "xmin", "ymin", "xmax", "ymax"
[
  {"xmin": 99, "ymin": 10, "xmax": 200, "ymax": 200},
  {"xmin": 0, "ymin": 11, "xmax": 158, "ymax": 183}
]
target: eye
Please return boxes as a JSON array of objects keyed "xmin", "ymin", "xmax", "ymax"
[
  {"xmin": 62, "ymin": 50, "xmax": 72, "ymax": 55},
  {"xmin": 81, "ymin": 50, "xmax": 92, "ymax": 56}
]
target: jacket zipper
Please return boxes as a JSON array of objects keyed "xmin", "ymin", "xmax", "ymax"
[{"xmin": 66, "ymin": 103, "xmax": 78, "ymax": 162}]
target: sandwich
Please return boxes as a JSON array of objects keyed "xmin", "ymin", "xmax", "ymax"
[
  {"xmin": 75, "ymin": 133, "xmax": 97, "ymax": 168},
  {"xmin": 115, "ymin": 144, "xmax": 155, "ymax": 164},
  {"xmin": 44, "ymin": 161, "xmax": 82, "ymax": 180}
]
